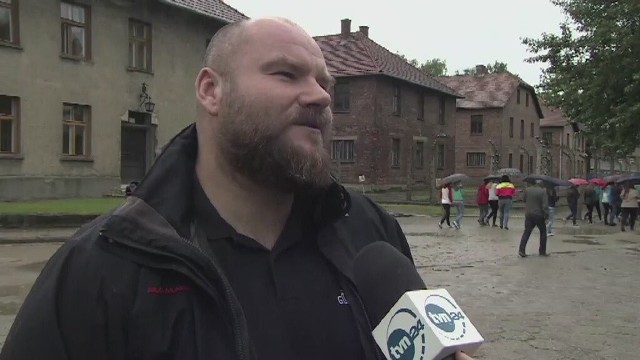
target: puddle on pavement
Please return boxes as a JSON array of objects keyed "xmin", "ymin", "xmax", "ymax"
[
  {"xmin": 625, "ymin": 247, "xmax": 640, "ymax": 253},
  {"xmin": 617, "ymin": 239, "xmax": 638, "ymax": 244},
  {"xmin": 16, "ymin": 260, "xmax": 48, "ymax": 273},
  {"xmin": 572, "ymin": 235, "xmax": 595, "ymax": 239},
  {"xmin": 405, "ymin": 232, "xmax": 458, "ymax": 238},
  {"xmin": 562, "ymin": 239, "xmax": 600, "ymax": 245},
  {"xmin": 555, "ymin": 227, "xmax": 612, "ymax": 236}
]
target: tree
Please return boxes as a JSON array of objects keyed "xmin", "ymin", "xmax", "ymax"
[
  {"xmin": 396, "ymin": 53, "xmax": 448, "ymax": 76},
  {"xmin": 454, "ymin": 61, "xmax": 509, "ymax": 75},
  {"xmin": 522, "ymin": 0, "xmax": 640, "ymax": 155}
]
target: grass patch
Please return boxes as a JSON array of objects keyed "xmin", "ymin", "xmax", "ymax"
[{"xmin": 0, "ymin": 197, "xmax": 125, "ymax": 215}]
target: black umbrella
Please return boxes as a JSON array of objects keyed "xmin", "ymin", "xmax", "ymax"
[
  {"xmin": 483, "ymin": 174, "xmax": 501, "ymax": 181},
  {"xmin": 441, "ymin": 173, "xmax": 469, "ymax": 184},
  {"xmin": 615, "ymin": 175, "xmax": 640, "ymax": 185},
  {"xmin": 497, "ymin": 168, "xmax": 523, "ymax": 177},
  {"xmin": 523, "ymin": 174, "xmax": 573, "ymax": 187}
]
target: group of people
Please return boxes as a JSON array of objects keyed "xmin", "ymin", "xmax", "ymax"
[
  {"xmin": 438, "ymin": 175, "xmax": 518, "ymax": 230},
  {"xmin": 565, "ymin": 182, "xmax": 640, "ymax": 232}
]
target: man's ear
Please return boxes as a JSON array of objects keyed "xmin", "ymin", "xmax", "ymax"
[{"xmin": 195, "ymin": 67, "xmax": 223, "ymax": 116}]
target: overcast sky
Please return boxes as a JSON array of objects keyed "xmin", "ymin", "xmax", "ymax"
[{"xmin": 225, "ymin": 0, "xmax": 568, "ymax": 86}]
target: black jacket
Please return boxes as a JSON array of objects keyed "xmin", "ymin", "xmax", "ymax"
[{"xmin": 0, "ymin": 124, "xmax": 413, "ymax": 360}]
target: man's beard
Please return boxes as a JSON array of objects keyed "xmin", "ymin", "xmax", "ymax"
[{"xmin": 216, "ymin": 86, "xmax": 334, "ymax": 192}]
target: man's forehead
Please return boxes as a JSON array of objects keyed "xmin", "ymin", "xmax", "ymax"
[{"xmin": 243, "ymin": 18, "xmax": 323, "ymax": 56}]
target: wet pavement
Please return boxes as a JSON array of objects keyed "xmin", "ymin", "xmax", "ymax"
[{"xmin": 0, "ymin": 217, "xmax": 639, "ymax": 359}]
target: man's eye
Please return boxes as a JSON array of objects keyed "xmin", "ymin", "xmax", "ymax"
[{"xmin": 273, "ymin": 71, "xmax": 295, "ymax": 79}]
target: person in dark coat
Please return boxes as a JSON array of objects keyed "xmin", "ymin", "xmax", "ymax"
[
  {"xmin": 0, "ymin": 18, "xmax": 475, "ymax": 360},
  {"xmin": 518, "ymin": 180, "xmax": 549, "ymax": 257},
  {"xmin": 565, "ymin": 185, "xmax": 579, "ymax": 226},
  {"xmin": 583, "ymin": 184, "xmax": 597, "ymax": 224}
]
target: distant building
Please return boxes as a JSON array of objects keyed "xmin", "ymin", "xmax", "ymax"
[
  {"xmin": 438, "ymin": 67, "xmax": 544, "ymax": 182},
  {"xmin": 314, "ymin": 19, "xmax": 461, "ymax": 189},
  {"xmin": 0, "ymin": 0, "xmax": 247, "ymax": 200},
  {"xmin": 539, "ymin": 104, "xmax": 588, "ymax": 179}
]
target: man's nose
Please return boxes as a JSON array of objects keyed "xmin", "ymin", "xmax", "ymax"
[{"xmin": 299, "ymin": 79, "xmax": 331, "ymax": 109}]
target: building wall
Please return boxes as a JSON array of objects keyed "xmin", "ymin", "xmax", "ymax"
[
  {"xmin": 453, "ymin": 85, "xmax": 540, "ymax": 183},
  {"xmin": 0, "ymin": 0, "xmax": 225, "ymax": 200},
  {"xmin": 331, "ymin": 75, "xmax": 456, "ymax": 188},
  {"xmin": 540, "ymin": 124, "xmax": 588, "ymax": 179}
]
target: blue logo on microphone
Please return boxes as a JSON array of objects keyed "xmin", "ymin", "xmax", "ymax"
[
  {"xmin": 424, "ymin": 294, "xmax": 467, "ymax": 341},
  {"xmin": 386, "ymin": 308, "xmax": 426, "ymax": 360}
]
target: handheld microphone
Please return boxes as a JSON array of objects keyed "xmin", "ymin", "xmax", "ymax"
[{"xmin": 353, "ymin": 242, "xmax": 484, "ymax": 360}]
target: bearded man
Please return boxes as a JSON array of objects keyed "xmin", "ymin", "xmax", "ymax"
[{"xmin": 2, "ymin": 18, "xmax": 473, "ymax": 360}]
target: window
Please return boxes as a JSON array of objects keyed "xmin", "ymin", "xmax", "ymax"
[
  {"xmin": 414, "ymin": 141, "xmax": 424, "ymax": 168},
  {"xmin": 519, "ymin": 154, "xmax": 524, "ymax": 173},
  {"xmin": 517, "ymin": 89, "xmax": 521, "ymax": 104},
  {"xmin": 509, "ymin": 117, "xmax": 514, "ymax": 138},
  {"xmin": 466, "ymin": 152, "xmax": 486, "ymax": 167},
  {"xmin": 437, "ymin": 144, "xmax": 445, "ymax": 169},
  {"xmin": 333, "ymin": 80, "xmax": 350, "ymax": 112},
  {"xmin": 508, "ymin": 153, "xmax": 513, "ymax": 168},
  {"xmin": 0, "ymin": 95, "xmax": 19, "ymax": 154},
  {"xmin": 526, "ymin": 92, "xmax": 530, "ymax": 107},
  {"xmin": 438, "ymin": 96, "xmax": 445, "ymax": 125},
  {"xmin": 530, "ymin": 122, "xmax": 534, "ymax": 137},
  {"xmin": 61, "ymin": 2, "xmax": 90, "ymax": 59},
  {"xmin": 417, "ymin": 94, "xmax": 424, "ymax": 120},
  {"xmin": 542, "ymin": 131, "xmax": 552, "ymax": 146},
  {"xmin": 129, "ymin": 19, "xmax": 152, "ymax": 72},
  {"xmin": 529, "ymin": 155, "xmax": 534, "ymax": 174},
  {"xmin": 470, "ymin": 115, "xmax": 483, "ymax": 135},
  {"xmin": 391, "ymin": 138, "xmax": 400, "ymax": 166},
  {"xmin": 331, "ymin": 139, "xmax": 354, "ymax": 162},
  {"xmin": 520, "ymin": 119, "xmax": 524, "ymax": 139},
  {"xmin": 566, "ymin": 133, "xmax": 570, "ymax": 147},
  {"xmin": 392, "ymin": 85, "xmax": 401, "ymax": 115},
  {"xmin": 62, "ymin": 103, "xmax": 90, "ymax": 156},
  {"xmin": 0, "ymin": 0, "xmax": 19, "ymax": 45}
]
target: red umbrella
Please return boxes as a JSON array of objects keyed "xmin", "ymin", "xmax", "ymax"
[
  {"xmin": 589, "ymin": 178, "xmax": 607, "ymax": 187},
  {"xmin": 569, "ymin": 178, "xmax": 589, "ymax": 186}
]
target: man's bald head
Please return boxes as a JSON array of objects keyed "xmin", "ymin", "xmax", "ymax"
[{"xmin": 203, "ymin": 17, "xmax": 306, "ymax": 77}]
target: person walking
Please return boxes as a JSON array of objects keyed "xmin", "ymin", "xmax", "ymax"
[
  {"xmin": 496, "ymin": 175, "xmax": 516, "ymax": 230},
  {"xmin": 452, "ymin": 183, "xmax": 465, "ymax": 229},
  {"xmin": 583, "ymin": 184, "xmax": 597, "ymax": 224},
  {"xmin": 518, "ymin": 180, "xmax": 550, "ymax": 257},
  {"xmin": 593, "ymin": 183, "xmax": 602, "ymax": 222},
  {"xmin": 565, "ymin": 185, "xmax": 579, "ymax": 226},
  {"xmin": 439, "ymin": 183, "xmax": 453, "ymax": 229},
  {"xmin": 485, "ymin": 179, "xmax": 499, "ymax": 227},
  {"xmin": 601, "ymin": 183, "xmax": 611, "ymax": 225},
  {"xmin": 609, "ymin": 184, "xmax": 622, "ymax": 226},
  {"xmin": 476, "ymin": 180, "xmax": 490, "ymax": 226},
  {"xmin": 620, "ymin": 183, "xmax": 640, "ymax": 232},
  {"xmin": 546, "ymin": 184, "xmax": 559, "ymax": 236}
]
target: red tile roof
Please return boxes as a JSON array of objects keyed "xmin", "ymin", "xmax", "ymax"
[
  {"xmin": 539, "ymin": 103, "xmax": 569, "ymax": 127},
  {"xmin": 314, "ymin": 32, "xmax": 461, "ymax": 97},
  {"xmin": 437, "ymin": 72, "xmax": 544, "ymax": 117},
  {"xmin": 158, "ymin": 0, "xmax": 248, "ymax": 24}
]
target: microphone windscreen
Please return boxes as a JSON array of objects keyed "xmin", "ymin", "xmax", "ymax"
[{"xmin": 353, "ymin": 241, "xmax": 426, "ymax": 326}]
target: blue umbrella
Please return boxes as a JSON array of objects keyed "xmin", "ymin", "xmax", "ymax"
[
  {"xmin": 523, "ymin": 174, "xmax": 573, "ymax": 187},
  {"xmin": 615, "ymin": 175, "xmax": 640, "ymax": 185}
]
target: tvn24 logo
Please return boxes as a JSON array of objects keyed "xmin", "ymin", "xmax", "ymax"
[
  {"xmin": 424, "ymin": 294, "xmax": 467, "ymax": 341},
  {"xmin": 385, "ymin": 308, "xmax": 426, "ymax": 360}
]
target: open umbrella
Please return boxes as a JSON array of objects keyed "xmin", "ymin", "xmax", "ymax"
[
  {"xmin": 497, "ymin": 168, "xmax": 523, "ymax": 177},
  {"xmin": 603, "ymin": 174, "xmax": 621, "ymax": 183},
  {"xmin": 589, "ymin": 178, "xmax": 607, "ymax": 187},
  {"xmin": 441, "ymin": 173, "xmax": 469, "ymax": 185},
  {"xmin": 615, "ymin": 175, "xmax": 640, "ymax": 185},
  {"xmin": 483, "ymin": 174, "xmax": 501, "ymax": 181},
  {"xmin": 568, "ymin": 178, "xmax": 589, "ymax": 186},
  {"xmin": 524, "ymin": 174, "xmax": 573, "ymax": 187}
]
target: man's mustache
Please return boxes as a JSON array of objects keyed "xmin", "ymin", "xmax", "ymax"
[{"xmin": 291, "ymin": 109, "xmax": 332, "ymax": 130}]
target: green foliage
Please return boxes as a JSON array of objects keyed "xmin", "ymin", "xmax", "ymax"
[
  {"xmin": 522, "ymin": 0, "xmax": 640, "ymax": 155},
  {"xmin": 396, "ymin": 53, "xmax": 448, "ymax": 76},
  {"xmin": 455, "ymin": 61, "xmax": 510, "ymax": 75}
]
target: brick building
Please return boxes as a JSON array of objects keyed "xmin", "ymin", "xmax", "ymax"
[
  {"xmin": 314, "ymin": 19, "xmax": 460, "ymax": 189},
  {"xmin": 438, "ymin": 67, "xmax": 543, "ymax": 183},
  {"xmin": 539, "ymin": 104, "xmax": 588, "ymax": 179}
]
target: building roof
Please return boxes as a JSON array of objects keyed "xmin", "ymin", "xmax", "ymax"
[
  {"xmin": 158, "ymin": 0, "xmax": 248, "ymax": 24},
  {"xmin": 437, "ymin": 72, "xmax": 544, "ymax": 117},
  {"xmin": 539, "ymin": 104, "xmax": 569, "ymax": 127},
  {"xmin": 313, "ymin": 31, "xmax": 461, "ymax": 97}
]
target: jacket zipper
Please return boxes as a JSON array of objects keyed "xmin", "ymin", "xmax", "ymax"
[{"xmin": 100, "ymin": 231, "xmax": 250, "ymax": 360}]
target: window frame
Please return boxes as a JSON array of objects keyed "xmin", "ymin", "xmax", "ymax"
[
  {"xmin": 0, "ymin": 95, "xmax": 20, "ymax": 156},
  {"xmin": 330, "ymin": 138, "xmax": 355, "ymax": 163},
  {"xmin": 466, "ymin": 152, "xmax": 486, "ymax": 167},
  {"xmin": 60, "ymin": 1, "xmax": 91, "ymax": 60},
  {"xmin": 0, "ymin": 0, "xmax": 20, "ymax": 47},
  {"xmin": 128, "ymin": 18, "xmax": 152, "ymax": 73},
  {"xmin": 414, "ymin": 140, "xmax": 424, "ymax": 168},
  {"xmin": 332, "ymin": 80, "xmax": 350, "ymax": 113},
  {"xmin": 392, "ymin": 85, "xmax": 401, "ymax": 116},
  {"xmin": 62, "ymin": 103, "xmax": 91, "ymax": 158},
  {"xmin": 391, "ymin": 138, "xmax": 400, "ymax": 167},
  {"xmin": 470, "ymin": 114, "xmax": 483, "ymax": 135}
]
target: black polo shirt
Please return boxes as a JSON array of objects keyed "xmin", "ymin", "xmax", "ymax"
[{"xmin": 192, "ymin": 180, "xmax": 365, "ymax": 360}]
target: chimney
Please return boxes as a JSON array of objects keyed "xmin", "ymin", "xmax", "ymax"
[
  {"xmin": 359, "ymin": 25, "xmax": 369, "ymax": 37},
  {"xmin": 475, "ymin": 64, "xmax": 488, "ymax": 75},
  {"xmin": 341, "ymin": 18, "xmax": 351, "ymax": 37}
]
